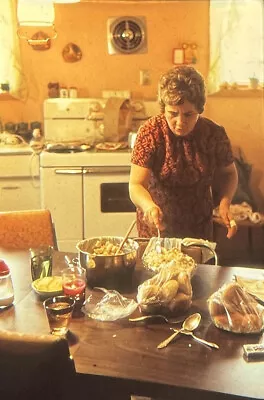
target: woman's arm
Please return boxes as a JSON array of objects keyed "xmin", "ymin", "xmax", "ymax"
[
  {"xmin": 129, "ymin": 164, "xmax": 164, "ymax": 230},
  {"xmin": 215, "ymin": 162, "xmax": 238, "ymax": 238}
]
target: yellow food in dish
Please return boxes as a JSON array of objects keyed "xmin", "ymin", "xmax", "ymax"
[
  {"xmin": 143, "ymin": 247, "xmax": 196, "ymax": 274},
  {"xmin": 33, "ymin": 276, "xmax": 63, "ymax": 293}
]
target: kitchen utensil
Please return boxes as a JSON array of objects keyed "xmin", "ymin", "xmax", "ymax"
[
  {"xmin": 64, "ymin": 255, "xmax": 72, "ymax": 266},
  {"xmin": 177, "ymin": 328, "xmax": 219, "ymax": 349},
  {"xmin": 155, "ymin": 227, "xmax": 162, "ymax": 254},
  {"xmin": 129, "ymin": 314, "xmax": 186, "ymax": 324},
  {"xmin": 77, "ymin": 236, "xmax": 139, "ymax": 290},
  {"xmin": 157, "ymin": 313, "xmax": 201, "ymax": 349},
  {"xmin": 115, "ymin": 220, "xmax": 137, "ymax": 255},
  {"xmin": 181, "ymin": 238, "xmax": 218, "ymax": 266}
]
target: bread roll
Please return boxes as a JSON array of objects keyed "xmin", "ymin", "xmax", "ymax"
[
  {"xmin": 213, "ymin": 312, "xmax": 263, "ymax": 333},
  {"xmin": 208, "ymin": 282, "xmax": 264, "ymax": 333},
  {"xmin": 168, "ymin": 292, "xmax": 192, "ymax": 313},
  {"xmin": 208, "ymin": 299, "xmax": 226, "ymax": 317},
  {"xmin": 159, "ymin": 280, "xmax": 179, "ymax": 302},
  {"xmin": 177, "ymin": 272, "xmax": 192, "ymax": 295},
  {"xmin": 137, "ymin": 284, "xmax": 159, "ymax": 303}
]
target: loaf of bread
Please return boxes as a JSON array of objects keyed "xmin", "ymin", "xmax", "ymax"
[
  {"xmin": 137, "ymin": 265, "xmax": 192, "ymax": 315},
  {"xmin": 208, "ymin": 282, "xmax": 264, "ymax": 334}
]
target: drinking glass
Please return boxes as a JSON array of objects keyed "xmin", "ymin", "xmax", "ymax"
[
  {"xmin": 30, "ymin": 245, "xmax": 53, "ymax": 281},
  {"xmin": 62, "ymin": 263, "xmax": 86, "ymax": 317},
  {"xmin": 44, "ymin": 295, "xmax": 75, "ymax": 336}
]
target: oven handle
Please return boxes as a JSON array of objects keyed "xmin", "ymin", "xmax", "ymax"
[
  {"xmin": 54, "ymin": 169, "xmax": 83, "ymax": 174},
  {"xmin": 83, "ymin": 166, "xmax": 131, "ymax": 174}
]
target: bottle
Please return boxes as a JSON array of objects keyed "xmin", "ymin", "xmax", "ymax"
[
  {"xmin": 0, "ymin": 259, "xmax": 14, "ymax": 309},
  {"xmin": 69, "ymin": 87, "xmax": 78, "ymax": 98},
  {"xmin": 59, "ymin": 86, "xmax": 68, "ymax": 98}
]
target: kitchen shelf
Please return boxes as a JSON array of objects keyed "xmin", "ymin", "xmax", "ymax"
[
  {"xmin": 80, "ymin": 0, "xmax": 180, "ymax": 2},
  {"xmin": 208, "ymin": 88, "xmax": 264, "ymax": 98}
]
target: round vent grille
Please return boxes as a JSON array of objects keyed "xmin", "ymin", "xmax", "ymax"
[{"xmin": 107, "ymin": 16, "xmax": 147, "ymax": 55}]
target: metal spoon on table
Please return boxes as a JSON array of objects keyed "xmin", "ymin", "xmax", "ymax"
[
  {"xmin": 157, "ymin": 313, "xmax": 201, "ymax": 349},
  {"xmin": 172, "ymin": 327, "xmax": 219, "ymax": 349}
]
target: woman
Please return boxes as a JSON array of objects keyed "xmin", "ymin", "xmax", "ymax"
[{"xmin": 129, "ymin": 65, "xmax": 238, "ymax": 240}]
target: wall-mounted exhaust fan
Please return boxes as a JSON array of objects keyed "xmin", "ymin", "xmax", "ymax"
[{"xmin": 107, "ymin": 16, "xmax": 147, "ymax": 55}]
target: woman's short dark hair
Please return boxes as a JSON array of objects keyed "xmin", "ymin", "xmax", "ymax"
[{"xmin": 158, "ymin": 65, "xmax": 206, "ymax": 114}]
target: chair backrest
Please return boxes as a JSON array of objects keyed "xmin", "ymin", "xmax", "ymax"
[
  {"xmin": 0, "ymin": 330, "xmax": 76, "ymax": 400},
  {"xmin": 0, "ymin": 209, "xmax": 58, "ymax": 250}
]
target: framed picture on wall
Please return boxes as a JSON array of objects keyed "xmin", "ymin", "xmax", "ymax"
[{"xmin": 172, "ymin": 48, "xmax": 185, "ymax": 65}]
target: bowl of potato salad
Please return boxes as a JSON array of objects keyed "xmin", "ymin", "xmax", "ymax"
[
  {"xmin": 32, "ymin": 276, "xmax": 63, "ymax": 298},
  {"xmin": 76, "ymin": 236, "xmax": 139, "ymax": 290}
]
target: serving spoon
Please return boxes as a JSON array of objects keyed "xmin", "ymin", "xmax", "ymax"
[
  {"xmin": 157, "ymin": 313, "xmax": 201, "ymax": 349},
  {"xmin": 174, "ymin": 327, "xmax": 219, "ymax": 349},
  {"xmin": 115, "ymin": 220, "xmax": 137, "ymax": 255}
]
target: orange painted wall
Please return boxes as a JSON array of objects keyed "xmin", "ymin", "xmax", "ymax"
[
  {"xmin": 1, "ymin": 0, "xmax": 264, "ymax": 210},
  {"xmin": 1, "ymin": 1, "xmax": 209, "ymax": 121}
]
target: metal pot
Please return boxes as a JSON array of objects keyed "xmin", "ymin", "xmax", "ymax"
[{"xmin": 76, "ymin": 236, "xmax": 139, "ymax": 290}]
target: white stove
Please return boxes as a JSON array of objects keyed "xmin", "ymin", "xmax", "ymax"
[
  {"xmin": 40, "ymin": 148, "xmax": 132, "ymax": 168},
  {"xmin": 40, "ymin": 98, "xmax": 159, "ymax": 251}
]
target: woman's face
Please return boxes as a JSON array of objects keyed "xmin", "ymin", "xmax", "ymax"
[{"xmin": 164, "ymin": 100, "xmax": 199, "ymax": 137}]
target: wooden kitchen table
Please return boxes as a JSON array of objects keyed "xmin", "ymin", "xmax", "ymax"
[{"xmin": 0, "ymin": 248, "xmax": 264, "ymax": 400}]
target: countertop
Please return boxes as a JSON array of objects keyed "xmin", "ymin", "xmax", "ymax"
[{"xmin": 0, "ymin": 144, "xmax": 34, "ymax": 155}]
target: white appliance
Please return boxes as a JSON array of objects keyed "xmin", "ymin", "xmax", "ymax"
[{"xmin": 40, "ymin": 98, "xmax": 159, "ymax": 252}]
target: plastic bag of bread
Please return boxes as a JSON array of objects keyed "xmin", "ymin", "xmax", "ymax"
[
  {"xmin": 208, "ymin": 282, "xmax": 264, "ymax": 334},
  {"xmin": 137, "ymin": 261, "xmax": 193, "ymax": 316}
]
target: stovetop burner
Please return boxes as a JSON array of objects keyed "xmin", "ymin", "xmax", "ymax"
[{"xmin": 45, "ymin": 143, "xmax": 92, "ymax": 153}]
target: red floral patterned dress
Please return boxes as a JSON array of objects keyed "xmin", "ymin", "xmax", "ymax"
[{"xmin": 131, "ymin": 114, "xmax": 234, "ymax": 240}]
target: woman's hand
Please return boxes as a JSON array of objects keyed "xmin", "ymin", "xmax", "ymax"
[
  {"xmin": 214, "ymin": 162, "xmax": 238, "ymax": 239},
  {"xmin": 219, "ymin": 199, "xmax": 237, "ymax": 239},
  {"xmin": 143, "ymin": 205, "xmax": 166, "ymax": 232}
]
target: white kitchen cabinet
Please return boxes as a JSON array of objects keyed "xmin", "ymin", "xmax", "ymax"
[{"xmin": 0, "ymin": 150, "xmax": 40, "ymax": 212}]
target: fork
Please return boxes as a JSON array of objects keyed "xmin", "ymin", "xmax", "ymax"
[
  {"xmin": 129, "ymin": 314, "xmax": 185, "ymax": 324},
  {"xmin": 155, "ymin": 227, "xmax": 162, "ymax": 254}
]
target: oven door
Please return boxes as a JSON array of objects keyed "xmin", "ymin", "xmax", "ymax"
[{"xmin": 83, "ymin": 166, "xmax": 137, "ymax": 238}]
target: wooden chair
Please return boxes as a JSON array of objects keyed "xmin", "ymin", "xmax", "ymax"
[
  {"xmin": 0, "ymin": 209, "xmax": 58, "ymax": 250},
  {"xmin": 0, "ymin": 330, "xmax": 76, "ymax": 400}
]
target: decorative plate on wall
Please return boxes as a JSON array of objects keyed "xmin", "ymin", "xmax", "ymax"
[
  {"xmin": 107, "ymin": 16, "xmax": 147, "ymax": 55},
  {"xmin": 30, "ymin": 31, "xmax": 51, "ymax": 51},
  {"xmin": 62, "ymin": 43, "xmax": 82, "ymax": 62}
]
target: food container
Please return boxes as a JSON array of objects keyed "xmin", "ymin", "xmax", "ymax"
[
  {"xmin": 137, "ymin": 258, "xmax": 193, "ymax": 316},
  {"xmin": 142, "ymin": 237, "xmax": 217, "ymax": 272},
  {"xmin": 76, "ymin": 236, "xmax": 139, "ymax": 291}
]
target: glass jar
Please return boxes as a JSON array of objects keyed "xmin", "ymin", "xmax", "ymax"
[
  {"xmin": 0, "ymin": 259, "xmax": 14, "ymax": 309},
  {"xmin": 62, "ymin": 261, "xmax": 86, "ymax": 317}
]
